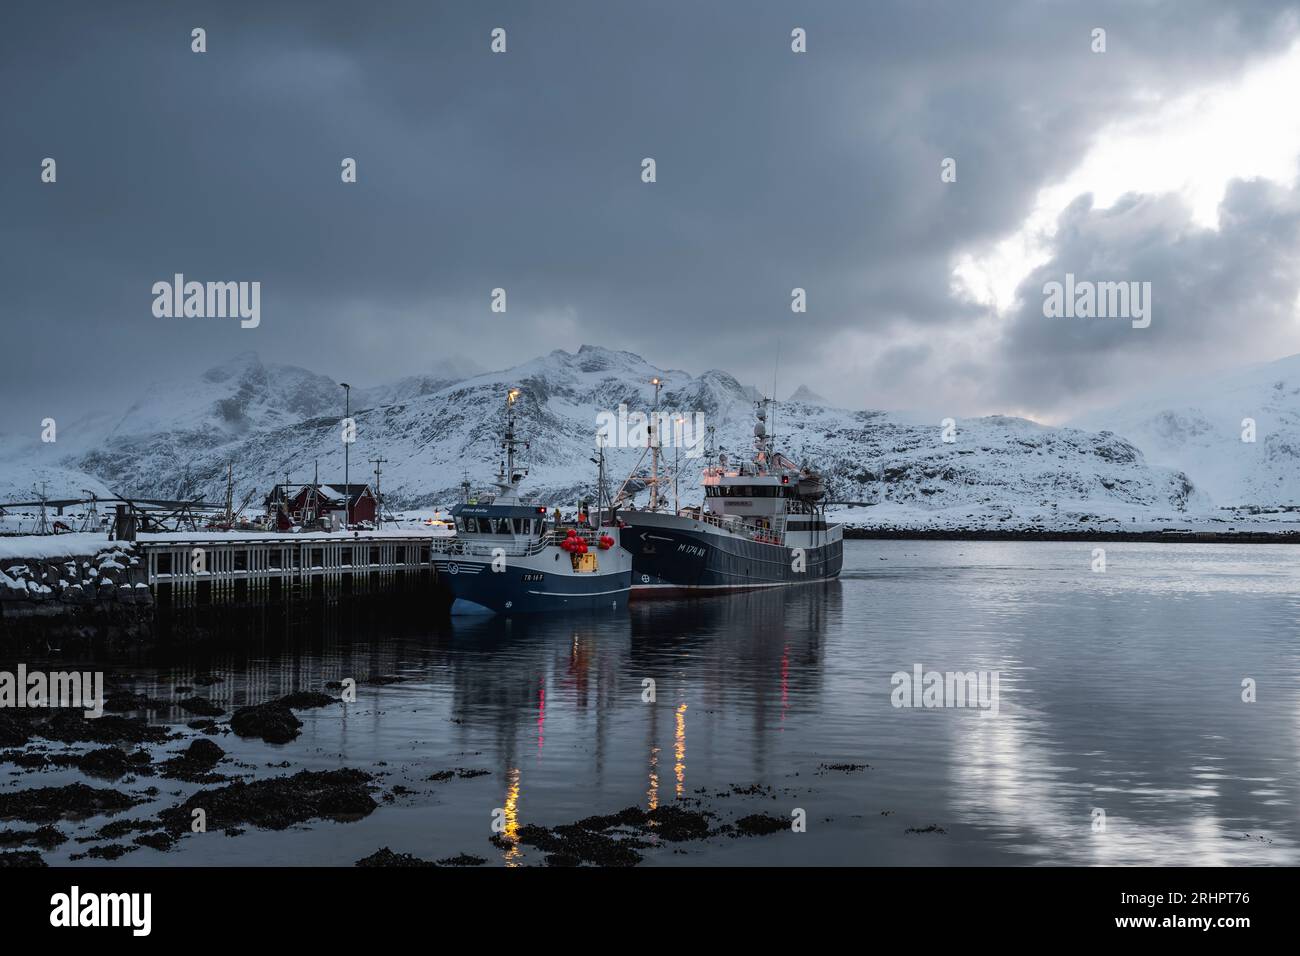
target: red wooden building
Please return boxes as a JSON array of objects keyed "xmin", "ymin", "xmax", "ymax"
[{"xmin": 265, "ymin": 483, "xmax": 378, "ymax": 530}]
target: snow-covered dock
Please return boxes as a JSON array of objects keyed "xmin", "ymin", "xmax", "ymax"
[
  {"xmin": 134, "ymin": 529, "xmax": 448, "ymax": 605},
  {"xmin": 0, "ymin": 528, "xmax": 452, "ymax": 613}
]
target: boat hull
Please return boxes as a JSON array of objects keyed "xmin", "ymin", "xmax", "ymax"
[
  {"xmin": 620, "ymin": 512, "xmax": 843, "ymax": 595},
  {"xmin": 433, "ymin": 552, "xmax": 631, "ymax": 614}
]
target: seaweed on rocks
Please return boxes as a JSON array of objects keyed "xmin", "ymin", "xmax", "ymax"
[
  {"xmin": 644, "ymin": 805, "xmax": 711, "ymax": 841},
  {"xmin": 229, "ymin": 702, "xmax": 302, "ymax": 744},
  {"xmin": 429, "ymin": 767, "xmax": 490, "ymax": 782},
  {"xmin": 77, "ymin": 747, "xmax": 152, "ymax": 780},
  {"xmin": 0, "ymin": 825, "xmax": 66, "ymax": 850},
  {"xmin": 489, "ymin": 802, "xmax": 725, "ymax": 866},
  {"xmin": 510, "ymin": 822, "xmax": 646, "ymax": 867},
  {"xmin": 355, "ymin": 847, "xmax": 436, "ymax": 867},
  {"xmin": 133, "ymin": 831, "xmax": 175, "ymax": 851},
  {"xmin": 38, "ymin": 711, "xmax": 170, "ymax": 746},
  {"xmin": 734, "ymin": 813, "xmax": 789, "ymax": 837},
  {"xmin": 87, "ymin": 818, "xmax": 157, "ymax": 841},
  {"xmin": 159, "ymin": 738, "xmax": 228, "ymax": 783},
  {"xmin": 0, "ymin": 749, "xmax": 53, "ymax": 770},
  {"xmin": 73, "ymin": 842, "xmax": 138, "ymax": 861},
  {"xmin": 0, "ymin": 712, "xmax": 34, "ymax": 747},
  {"xmin": 0, "ymin": 783, "xmax": 138, "ymax": 824},
  {"xmin": 159, "ymin": 768, "xmax": 377, "ymax": 833},
  {"xmin": 0, "ymin": 850, "xmax": 46, "ymax": 867}
]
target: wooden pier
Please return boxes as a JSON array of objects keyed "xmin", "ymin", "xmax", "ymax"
[{"xmin": 136, "ymin": 531, "xmax": 442, "ymax": 606}]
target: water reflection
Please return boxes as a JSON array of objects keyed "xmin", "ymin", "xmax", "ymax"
[{"xmin": 13, "ymin": 542, "xmax": 1300, "ymax": 866}]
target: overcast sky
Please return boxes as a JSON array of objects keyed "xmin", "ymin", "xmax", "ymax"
[{"xmin": 5, "ymin": 0, "xmax": 1300, "ymax": 430}]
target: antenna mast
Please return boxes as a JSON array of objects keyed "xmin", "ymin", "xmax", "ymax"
[
  {"xmin": 648, "ymin": 376, "xmax": 663, "ymax": 511},
  {"xmin": 369, "ymin": 456, "xmax": 387, "ymax": 528},
  {"xmin": 495, "ymin": 388, "xmax": 526, "ymax": 498}
]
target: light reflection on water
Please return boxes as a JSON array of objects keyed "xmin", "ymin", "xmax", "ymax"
[{"xmin": 7, "ymin": 540, "xmax": 1300, "ymax": 866}]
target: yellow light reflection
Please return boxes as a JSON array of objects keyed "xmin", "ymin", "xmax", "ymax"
[
  {"xmin": 674, "ymin": 703, "xmax": 687, "ymax": 797},
  {"xmin": 647, "ymin": 745, "xmax": 660, "ymax": 810},
  {"xmin": 502, "ymin": 767, "xmax": 521, "ymax": 867}
]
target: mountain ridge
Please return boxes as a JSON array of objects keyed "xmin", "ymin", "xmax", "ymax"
[{"xmin": 0, "ymin": 346, "xmax": 1224, "ymax": 532}]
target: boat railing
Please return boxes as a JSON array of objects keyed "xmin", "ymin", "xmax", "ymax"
[
  {"xmin": 691, "ymin": 509, "xmax": 786, "ymax": 546},
  {"xmin": 429, "ymin": 526, "xmax": 606, "ymax": 558}
]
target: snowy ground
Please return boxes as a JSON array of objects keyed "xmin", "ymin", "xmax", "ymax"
[{"xmin": 831, "ymin": 502, "xmax": 1300, "ymax": 534}]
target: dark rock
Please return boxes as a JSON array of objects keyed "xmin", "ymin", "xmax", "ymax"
[
  {"xmin": 158, "ymin": 737, "xmax": 228, "ymax": 782},
  {"xmin": 0, "ymin": 712, "xmax": 33, "ymax": 747},
  {"xmin": 0, "ymin": 783, "xmax": 138, "ymax": 823},
  {"xmin": 183, "ymin": 738, "xmax": 225, "ymax": 763},
  {"xmin": 0, "ymin": 825, "xmax": 66, "ymax": 850},
  {"xmin": 83, "ymin": 842, "xmax": 138, "ymax": 860},
  {"xmin": 644, "ymin": 805, "xmax": 711, "ymax": 841},
  {"xmin": 133, "ymin": 831, "xmax": 175, "ymax": 851},
  {"xmin": 230, "ymin": 702, "xmax": 302, "ymax": 744},
  {"xmin": 38, "ymin": 711, "xmax": 169, "ymax": 746},
  {"xmin": 159, "ymin": 768, "xmax": 376, "ymax": 833},
  {"xmin": 735, "ymin": 813, "xmax": 788, "ymax": 836},
  {"xmin": 355, "ymin": 847, "xmax": 436, "ymax": 867},
  {"xmin": 77, "ymin": 747, "xmax": 136, "ymax": 779},
  {"xmin": 437, "ymin": 853, "xmax": 487, "ymax": 866},
  {"xmin": 0, "ymin": 850, "xmax": 46, "ymax": 867},
  {"xmin": 91, "ymin": 818, "xmax": 156, "ymax": 841}
]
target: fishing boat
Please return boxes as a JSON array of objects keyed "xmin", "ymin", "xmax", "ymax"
[
  {"xmin": 619, "ymin": 396, "xmax": 843, "ymax": 594},
  {"xmin": 431, "ymin": 388, "xmax": 632, "ymax": 614}
]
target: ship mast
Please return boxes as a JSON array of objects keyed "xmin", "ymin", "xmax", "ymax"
[
  {"xmin": 648, "ymin": 376, "xmax": 663, "ymax": 511},
  {"xmin": 591, "ymin": 433, "xmax": 611, "ymax": 521},
  {"xmin": 754, "ymin": 397, "xmax": 773, "ymax": 474},
  {"xmin": 494, "ymin": 387, "xmax": 527, "ymax": 501}
]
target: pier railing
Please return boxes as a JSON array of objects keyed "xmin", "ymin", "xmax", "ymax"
[{"xmin": 138, "ymin": 532, "xmax": 440, "ymax": 605}]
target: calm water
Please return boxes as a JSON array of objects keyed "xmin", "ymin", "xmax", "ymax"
[{"xmin": 10, "ymin": 539, "xmax": 1300, "ymax": 866}]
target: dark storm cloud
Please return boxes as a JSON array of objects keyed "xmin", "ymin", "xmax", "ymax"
[
  {"xmin": 992, "ymin": 178, "xmax": 1300, "ymax": 415},
  {"xmin": 1, "ymin": 0, "xmax": 1297, "ymax": 430}
]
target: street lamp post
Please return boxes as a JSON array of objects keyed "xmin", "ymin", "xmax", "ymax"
[{"xmin": 340, "ymin": 382, "xmax": 351, "ymax": 527}]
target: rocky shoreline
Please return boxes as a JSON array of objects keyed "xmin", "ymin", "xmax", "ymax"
[
  {"xmin": 0, "ymin": 680, "xmax": 874, "ymax": 868},
  {"xmin": 0, "ymin": 544, "xmax": 153, "ymax": 648}
]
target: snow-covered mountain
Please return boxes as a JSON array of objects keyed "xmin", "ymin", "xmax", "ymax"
[
  {"xmin": 0, "ymin": 345, "xmax": 1208, "ymax": 529},
  {"xmin": 1072, "ymin": 353, "xmax": 1300, "ymax": 507}
]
